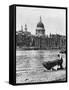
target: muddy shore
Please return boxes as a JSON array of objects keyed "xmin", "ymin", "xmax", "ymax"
[{"xmin": 16, "ymin": 69, "xmax": 66, "ymax": 83}]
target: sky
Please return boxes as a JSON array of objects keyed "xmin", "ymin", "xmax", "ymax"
[{"xmin": 16, "ymin": 6, "xmax": 66, "ymax": 35}]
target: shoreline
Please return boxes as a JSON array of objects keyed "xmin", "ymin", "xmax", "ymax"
[{"xmin": 16, "ymin": 47, "xmax": 61, "ymax": 51}]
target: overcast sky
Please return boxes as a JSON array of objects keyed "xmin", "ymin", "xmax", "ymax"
[{"xmin": 16, "ymin": 6, "xmax": 66, "ymax": 35}]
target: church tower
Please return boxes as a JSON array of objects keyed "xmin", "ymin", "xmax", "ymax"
[
  {"xmin": 36, "ymin": 16, "xmax": 45, "ymax": 37},
  {"xmin": 25, "ymin": 24, "xmax": 27, "ymax": 32}
]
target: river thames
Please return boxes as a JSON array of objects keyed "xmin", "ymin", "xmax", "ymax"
[{"xmin": 16, "ymin": 50, "xmax": 66, "ymax": 83}]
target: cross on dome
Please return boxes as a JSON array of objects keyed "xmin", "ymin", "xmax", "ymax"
[{"xmin": 40, "ymin": 16, "xmax": 42, "ymax": 22}]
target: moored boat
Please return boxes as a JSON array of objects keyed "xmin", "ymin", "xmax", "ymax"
[{"xmin": 42, "ymin": 59, "xmax": 63, "ymax": 70}]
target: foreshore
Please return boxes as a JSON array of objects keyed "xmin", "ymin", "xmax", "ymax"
[
  {"xmin": 16, "ymin": 48, "xmax": 66, "ymax": 83},
  {"xmin": 16, "ymin": 69, "xmax": 66, "ymax": 83}
]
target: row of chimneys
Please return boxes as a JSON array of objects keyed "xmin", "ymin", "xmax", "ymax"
[{"xmin": 21, "ymin": 24, "xmax": 27, "ymax": 32}]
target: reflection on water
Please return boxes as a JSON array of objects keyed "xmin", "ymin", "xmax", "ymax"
[{"xmin": 16, "ymin": 50, "xmax": 66, "ymax": 72}]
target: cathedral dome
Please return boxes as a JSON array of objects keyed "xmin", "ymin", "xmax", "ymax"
[
  {"xmin": 37, "ymin": 22, "xmax": 44, "ymax": 28},
  {"xmin": 36, "ymin": 16, "xmax": 45, "ymax": 37},
  {"xmin": 37, "ymin": 16, "xmax": 44, "ymax": 28}
]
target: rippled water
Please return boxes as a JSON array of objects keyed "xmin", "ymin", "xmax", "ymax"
[{"xmin": 16, "ymin": 50, "xmax": 66, "ymax": 72}]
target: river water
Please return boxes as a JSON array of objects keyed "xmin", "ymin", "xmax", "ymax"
[{"xmin": 16, "ymin": 50, "xmax": 66, "ymax": 72}]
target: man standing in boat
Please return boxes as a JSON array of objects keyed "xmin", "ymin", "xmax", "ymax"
[
  {"xmin": 51, "ymin": 54, "xmax": 63, "ymax": 71},
  {"xmin": 58, "ymin": 54, "xmax": 63, "ymax": 69}
]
